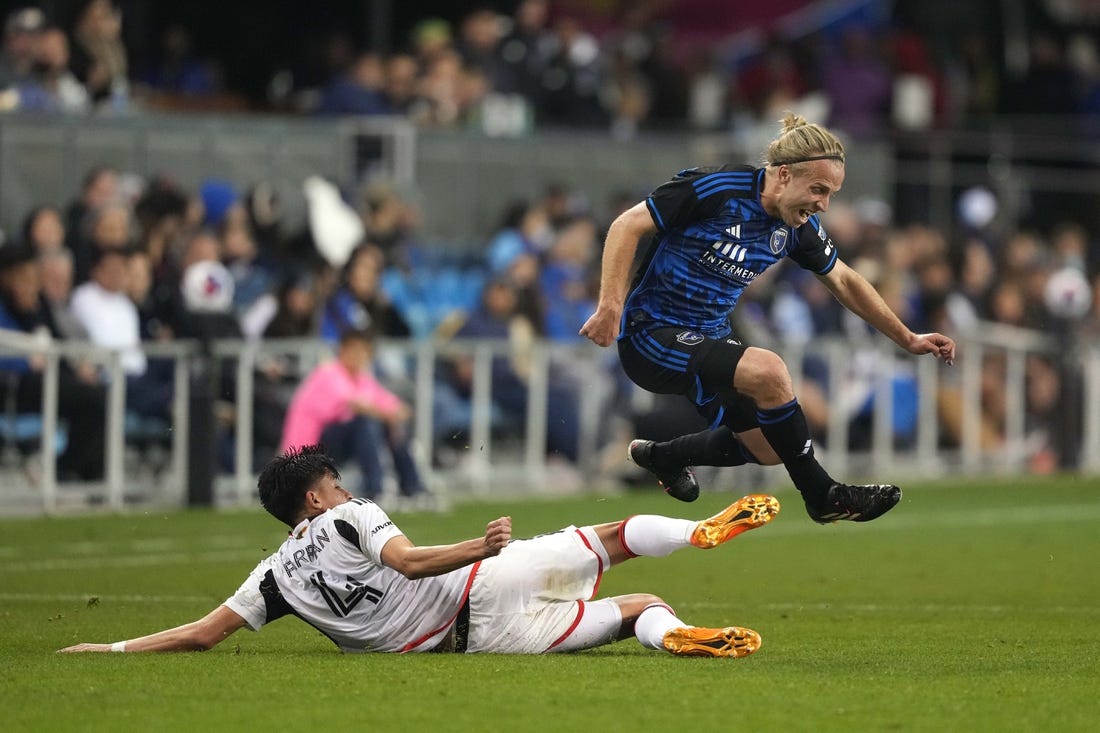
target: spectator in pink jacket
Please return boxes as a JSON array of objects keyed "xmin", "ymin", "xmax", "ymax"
[{"xmin": 281, "ymin": 328, "xmax": 424, "ymax": 499}]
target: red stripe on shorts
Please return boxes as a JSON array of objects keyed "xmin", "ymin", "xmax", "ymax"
[
  {"xmin": 573, "ymin": 528, "xmax": 605, "ymax": 600},
  {"xmin": 545, "ymin": 600, "xmax": 585, "ymax": 651},
  {"xmin": 400, "ymin": 561, "xmax": 481, "ymax": 653}
]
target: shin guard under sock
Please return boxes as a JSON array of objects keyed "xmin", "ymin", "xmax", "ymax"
[
  {"xmin": 756, "ymin": 399, "xmax": 832, "ymax": 501},
  {"xmin": 651, "ymin": 426, "xmax": 753, "ymax": 469},
  {"xmin": 619, "ymin": 515, "xmax": 696, "ymax": 558}
]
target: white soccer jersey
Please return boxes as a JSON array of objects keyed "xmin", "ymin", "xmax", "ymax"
[{"xmin": 224, "ymin": 498, "xmax": 475, "ymax": 653}]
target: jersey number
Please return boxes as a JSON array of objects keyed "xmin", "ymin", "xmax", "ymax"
[{"xmin": 309, "ymin": 572, "xmax": 383, "ymax": 617}]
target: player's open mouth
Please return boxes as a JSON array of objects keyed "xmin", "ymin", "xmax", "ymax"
[{"xmin": 799, "ymin": 209, "xmax": 810, "ymax": 221}]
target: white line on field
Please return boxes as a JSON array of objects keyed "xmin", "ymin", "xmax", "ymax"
[
  {"xmin": 0, "ymin": 592, "xmax": 217, "ymax": 604},
  {"xmin": 0, "ymin": 548, "xmax": 266, "ymax": 573},
  {"xmin": 678, "ymin": 600, "xmax": 1100, "ymax": 615},
  {"xmin": 0, "ymin": 533, "xmax": 271, "ymax": 562},
  {"xmin": 47, "ymin": 534, "xmax": 263, "ymax": 557}
]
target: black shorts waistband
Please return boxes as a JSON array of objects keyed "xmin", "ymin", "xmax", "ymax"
[{"xmin": 453, "ymin": 597, "xmax": 471, "ymax": 653}]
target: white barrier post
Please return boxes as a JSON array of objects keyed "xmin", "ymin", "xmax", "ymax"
[
  {"xmin": 105, "ymin": 351, "xmax": 126, "ymax": 511},
  {"xmin": 40, "ymin": 351, "xmax": 59, "ymax": 514}
]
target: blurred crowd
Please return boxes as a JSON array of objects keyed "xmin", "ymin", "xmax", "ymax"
[
  {"xmin": 0, "ymin": 161, "xmax": 622, "ymax": 481},
  {"xmin": 1, "ymin": 1, "xmax": 1099, "ymax": 137}
]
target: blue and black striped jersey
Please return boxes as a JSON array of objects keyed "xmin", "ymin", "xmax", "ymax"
[{"xmin": 624, "ymin": 164, "xmax": 838, "ymax": 339}]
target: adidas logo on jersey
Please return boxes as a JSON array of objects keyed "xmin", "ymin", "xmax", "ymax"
[{"xmin": 726, "ymin": 224, "xmax": 742, "ymax": 239}]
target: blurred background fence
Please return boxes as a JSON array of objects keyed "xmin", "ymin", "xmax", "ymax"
[{"xmin": 3, "ymin": 325, "xmax": 1098, "ymax": 515}]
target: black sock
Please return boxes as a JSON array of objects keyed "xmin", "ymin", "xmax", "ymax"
[
  {"xmin": 651, "ymin": 426, "xmax": 752, "ymax": 469},
  {"xmin": 756, "ymin": 399, "xmax": 833, "ymax": 501}
]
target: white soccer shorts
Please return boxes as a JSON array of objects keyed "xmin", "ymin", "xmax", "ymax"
[{"xmin": 465, "ymin": 525, "xmax": 609, "ymax": 654}]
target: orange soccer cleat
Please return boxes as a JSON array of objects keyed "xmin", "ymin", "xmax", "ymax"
[
  {"xmin": 662, "ymin": 625, "xmax": 762, "ymax": 658},
  {"xmin": 690, "ymin": 494, "xmax": 780, "ymax": 549}
]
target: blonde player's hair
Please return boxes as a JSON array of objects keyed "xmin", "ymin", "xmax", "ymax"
[{"xmin": 763, "ymin": 112, "xmax": 845, "ymax": 172}]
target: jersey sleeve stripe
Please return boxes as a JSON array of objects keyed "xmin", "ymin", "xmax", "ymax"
[
  {"xmin": 694, "ymin": 184, "xmax": 755, "ymax": 200},
  {"xmin": 692, "ymin": 171, "xmax": 754, "ymax": 186},
  {"xmin": 693, "ymin": 173, "xmax": 754, "ymax": 195},
  {"xmin": 694, "ymin": 175, "xmax": 754, "ymax": 191},
  {"xmin": 645, "ymin": 197, "xmax": 666, "ymax": 231},
  {"xmin": 817, "ymin": 247, "xmax": 838, "ymax": 274}
]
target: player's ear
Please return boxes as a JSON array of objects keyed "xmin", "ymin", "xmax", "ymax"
[{"xmin": 303, "ymin": 488, "xmax": 322, "ymax": 510}]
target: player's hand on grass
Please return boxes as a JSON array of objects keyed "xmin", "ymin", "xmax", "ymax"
[
  {"xmin": 579, "ymin": 307, "xmax": 621, "ymax": 347},
  {"xmin": 57, "ymin": 643, "xmax": 113, "ymax": 653},
  {"xmin": 483, "ymin": 516, "xmax": 511, "ymax": 556},
  {"xmin": 906, "ymin": 332, "xmax": 956, "ymax": 366}
]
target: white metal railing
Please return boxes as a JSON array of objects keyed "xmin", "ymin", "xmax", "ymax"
[
  {"xmin": 0, "ymin": 331, "xmax": 197, "ymax": 512},
  {"xmin": 1, "ymin": 325, "xmax": 1098, "ymax": 515}
]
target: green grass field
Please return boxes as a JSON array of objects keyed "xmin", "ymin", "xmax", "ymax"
[{"xmin": 1, "ymin": 475, "xmax": 1098, "ymax": 732}]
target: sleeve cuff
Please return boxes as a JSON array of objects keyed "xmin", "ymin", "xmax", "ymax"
[
  {"xmin": 645, "ymin": 197, "xmax": 666, "ymax": 231},
  {"xmin": 222, "ymin": 599, "xmax": 263, "ymax": 632}
]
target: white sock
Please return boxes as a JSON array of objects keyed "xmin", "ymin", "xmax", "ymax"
[
  {"xmin": 620, "ymin": 515, "xmax": 695, "ymax": 558},
  {"xmin": 634, "ymin": 603, "xmax": 688, "ymax": 650}
]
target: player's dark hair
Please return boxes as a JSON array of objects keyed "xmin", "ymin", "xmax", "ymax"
[{"xmin": 257, "ymin": 445, "xmax": 342, "ymax": 526}]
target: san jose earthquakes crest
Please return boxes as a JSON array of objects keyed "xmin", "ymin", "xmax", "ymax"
[{"xmin": 769, "ymin": 227, "xmax": 788, "ymax": 254}]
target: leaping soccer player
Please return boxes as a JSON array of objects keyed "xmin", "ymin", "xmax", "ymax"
[{"xmin": 580, "ymin": 112, "xmax": 955, "ymax": 522}]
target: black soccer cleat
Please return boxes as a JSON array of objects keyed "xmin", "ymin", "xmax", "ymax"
[
  {"xmin": 805, "ymin": 482, "xmax": 902, "ymax": 524},
  {"xmin": 628, "ymin": 439, "xmax": 700, "ymax": 502}
]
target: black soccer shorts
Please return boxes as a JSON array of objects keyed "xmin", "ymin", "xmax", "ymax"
[{"xmin": 618, "ymin": 326, "xmax": 759, "ymax": 432}]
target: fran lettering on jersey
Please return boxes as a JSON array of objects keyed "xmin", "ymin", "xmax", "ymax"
[{"xmin": 283, "ymin": 527, "xmax": 331, "ymax": 576}]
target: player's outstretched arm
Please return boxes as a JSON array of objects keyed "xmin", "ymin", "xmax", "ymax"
[
  {"xmin": 380, "ymin": 516, "xmax": 512, "ymax": 580},
  {"xmin": 818, "ymin": 259, "xmax": 956, "ymax": 365},
  {"xmin": 57, "ymin": 605, "xmax": 248, "ymax": 653},
  {"xmin": 580, "ymin": 202, "xmax": 656, "ymax": 347}
]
